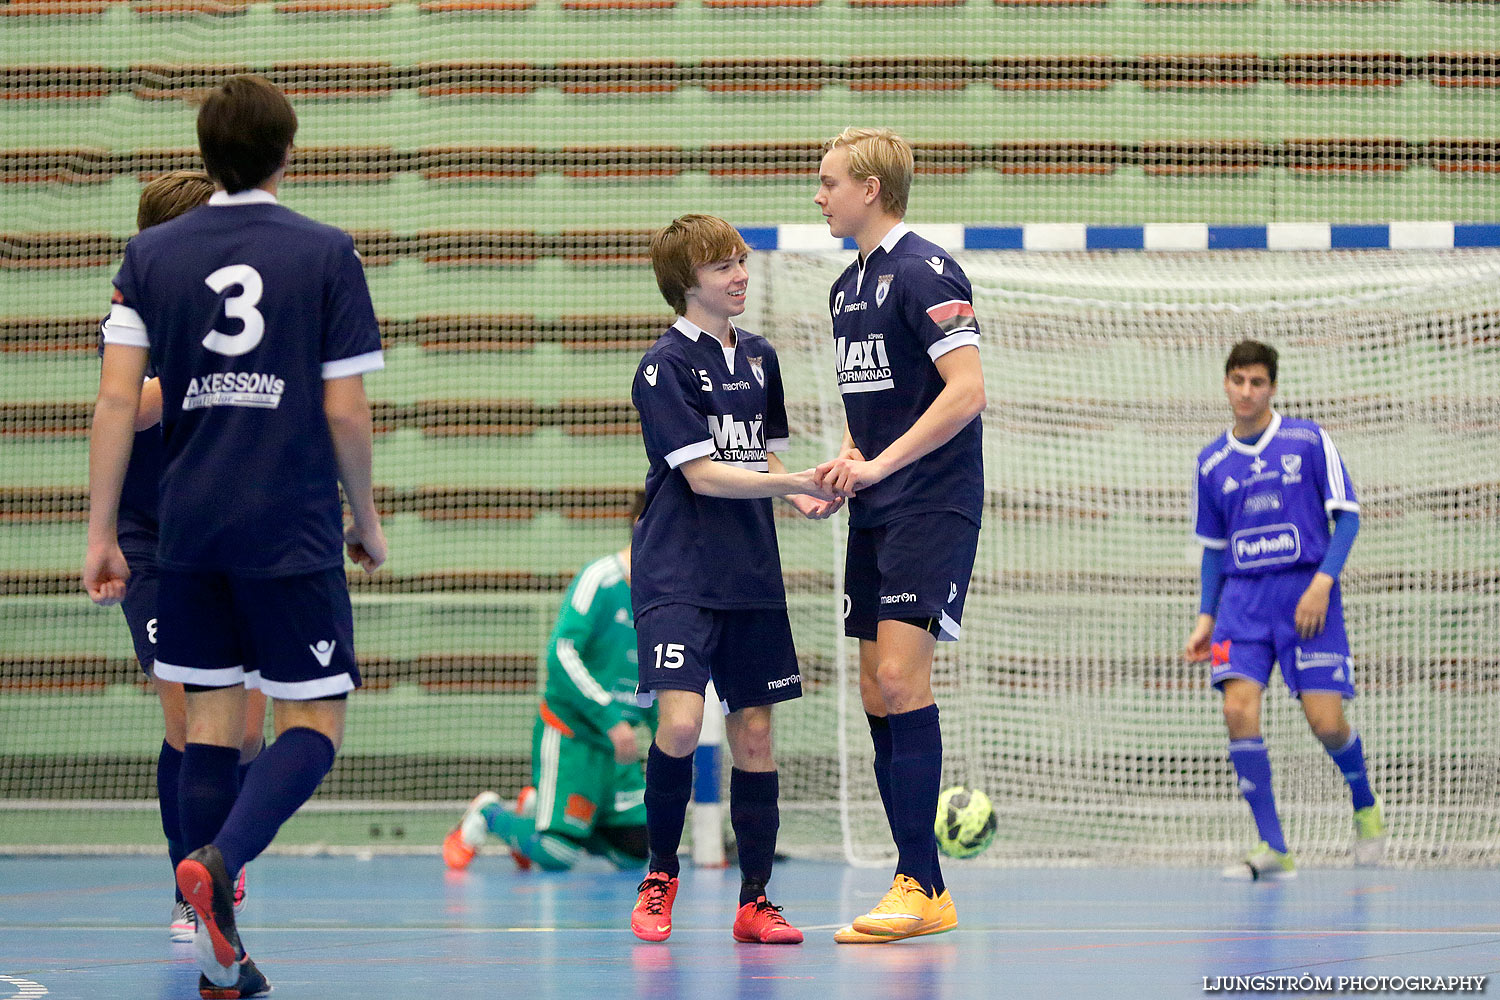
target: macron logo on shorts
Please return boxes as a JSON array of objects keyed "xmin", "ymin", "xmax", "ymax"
[{"xmin": 309, "ymin": 640, "xmax": 337, "ymax": 667}]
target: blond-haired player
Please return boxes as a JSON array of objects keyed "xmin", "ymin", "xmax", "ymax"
[{"xmin": 814, "ymin": 128, "xmax": 986, "ymax": 943}]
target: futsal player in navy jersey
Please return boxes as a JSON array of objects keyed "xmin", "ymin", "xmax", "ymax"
[
  {"xmin": 1185, "ymin": 340, "xmax": 1387, "ymax": 880},
  {"xmin": 813, "ymin": 127, "xmax": 986, "ymax": 943},
  {"xmin": 85, "ymin": 75, "xmax": 386, "ymax": 999},
  {"xmin": 629, "ymin": 214, "xmax": 839, "ymax": 944},
  {"xmin": 106, "ymin": 169, "xmax": 269, "ymax": 944}
]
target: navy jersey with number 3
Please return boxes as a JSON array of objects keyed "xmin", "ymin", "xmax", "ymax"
[
  {"xmin": 102, "ymin": 190, "xmax": 383, "ymax": 577},
  {"xmin": 829, "ymin": 224, "xmax": 983, "ymax": 529},
  {"xmin": 631, "ymin": 317, "xmax": 791, "ymax": 615}
]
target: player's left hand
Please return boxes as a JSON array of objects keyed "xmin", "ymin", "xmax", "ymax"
[
  {"xmin": 1294, "ymin": 573, "xmax": 1334, "ymax": 639},
  {"xmin": 787, "ymin": 493, "xmax": 844, "ymax": 519},
  {"xmin": 82, "ymin": 542, "xmax": 130, "ymax": 606}
]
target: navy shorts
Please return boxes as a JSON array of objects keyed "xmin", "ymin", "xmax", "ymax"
[
  {"xmin": 635, "ymin": 604, "xmax": 802, "ymax": 713},
  {"xmin": 153, "ymin": 567, "xmax": 361, "ymax": 700},
  {"xmin": 1210, "ymin": 567, "xmax": 1355, "ymax": 700},
  {"xmin": 118, "ymin": 551, "xmax": 159, "ymax": 674},
  {"xmin": 844, "ymin": 511, "xmax": 979, "ymax": 642}
]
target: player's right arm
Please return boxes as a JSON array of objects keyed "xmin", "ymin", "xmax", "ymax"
[
  {"xmin": 324, "ymin": 374, "xmax": 386, "ymax": 574},
  {"xmin": 679, "ymin": 456, "xmax": 836, "ymax": 501},
  {"xmin": 1184, "ymin": 548, "xmax": 1224, "ymax": 662},
  {"xmin": 635, "ymin": 351, "xmax": 835, "ymax": 502},
  {"xmin": 1185, "ymin": 451, "xmax": 1229, "ymax": 661},
  {"xmin": 84, "ymin": 342, "xmax": 149, "ymax": 605}
]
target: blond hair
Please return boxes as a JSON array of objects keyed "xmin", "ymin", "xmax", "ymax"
[
  {"xmin": 649, "ymin": 214, "xmax": 750, "ymax": 316},
  {"xmin": 137, "ymin": 169, "xmax": 215, "ymax": 231},
  {"xmin": 822, "ymin": 126, "xmax": 913, "ymax": 219}
]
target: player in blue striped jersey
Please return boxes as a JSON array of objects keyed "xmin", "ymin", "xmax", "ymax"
[
  {"xmin": 815, "ymin": 127, "xmax": 985, "ymax": 943},
  {"xmin": 1185, "ymin": 340, "xmax": 1387, "ymax": 880},
  {"xmin": 85, "ymin": 75, "xmax": 386, "ymax": 999}
]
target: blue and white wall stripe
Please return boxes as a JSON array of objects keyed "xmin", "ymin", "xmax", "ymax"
[{"xmin": 741, "ymin": 223, "xmax": 1500, "ymax": 252}]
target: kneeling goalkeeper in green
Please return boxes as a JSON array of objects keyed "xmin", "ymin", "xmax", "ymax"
[{"xmin": 445, "ymin": 511, "xmax": 653, "ymax": 871}]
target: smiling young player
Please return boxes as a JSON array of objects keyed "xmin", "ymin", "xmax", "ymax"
[
  {"xmin": 628, "ymin": 214, "xmax": 839, "ymax": 944},
  {"xmin": 1185, "ymin": 340, "xmax": 1387, "ymax": 879}
]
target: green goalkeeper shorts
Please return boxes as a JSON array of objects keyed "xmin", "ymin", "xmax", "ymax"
[{"xmin": 530, "ymin": 715, "xmax": 647, "ymax": 838}]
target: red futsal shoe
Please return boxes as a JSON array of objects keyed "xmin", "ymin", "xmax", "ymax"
[
  {"xmin": 631, "ymin": 871, "xmax": 679, "ymax": 942},
  {"xmin": 732, "ymin": 896, "xmax": 804, "ymax": 944}
]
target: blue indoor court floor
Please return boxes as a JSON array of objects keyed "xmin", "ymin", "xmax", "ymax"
[{"xmin": 2, "ymin": 857, "xmax": 1498, "ymax": 1000}]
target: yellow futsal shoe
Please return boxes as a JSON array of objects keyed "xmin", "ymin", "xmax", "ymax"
[
  {"xmin": 835, "ymin": 889, "xmax": 956, "ymax": 944},
  {"xmin": 1352, "ymin": 795, "xmax": 1388, "ymax": 866},
  {"xmin": 850, "ymin": 875, "xmax": 946, "ymax": 939},
  {"xmin": 924, "ymin": 888, "xmax": 957, "ymax": 935}
]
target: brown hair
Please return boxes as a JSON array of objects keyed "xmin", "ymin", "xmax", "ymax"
[
  {"xmin": 137, "ymin": 169, "xmax": 215, "ymax": 230},
  {"xmin": 649, "ymin": 214, "xmax": 749, "ymax": 316},
  {"xmin": 1225, "ymin": 340, "xmax": 1278, "ymax": 383},
  {"xmin": 197, "ymin": 75, "xmax": 298, "ymax": 194},
  {"xmin": 822, "ymin": 126, "xmax": 914, "ymax": 219}
]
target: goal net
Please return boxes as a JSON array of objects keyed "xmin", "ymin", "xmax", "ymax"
[{"xmin": 759, "ymin": 246, "xmax": 1500, "ymax": 867}]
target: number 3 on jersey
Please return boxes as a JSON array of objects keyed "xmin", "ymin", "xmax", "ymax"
[
  {"xmin": 202, "ymin": 264, "xmax": 265, "ymax": 357},
  {"xmin": 653, "ymin": 643, "xmax": 685, "ymax": 669}
]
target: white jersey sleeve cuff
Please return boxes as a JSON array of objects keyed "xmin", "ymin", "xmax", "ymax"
[
  {"xmin": 927, "ymin": 331, "xmax": 981, "ymax": 361},
  {"xmin": 323, "ymin": 349, "xmax": 385, "ymax": 380},
  {"xmin": 665, "ymin": 439, "xmax": 716, "ymax": 469},
  {"xmin": 766, "ymin": 437, "xmax": 790, "ymax": 453},
  {"xmin": 101, "ymin": 304, "xmax": 149, "ymax": 348},
  {"xmin": 1325, "ymin": 499, "xmax": 1361, "ymax": 514},
  {"xmin": 1195, "ymin": 535, "xmax": 1228, "ymax": 550}
]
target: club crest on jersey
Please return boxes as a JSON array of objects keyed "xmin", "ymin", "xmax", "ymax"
[
  {"xmin": 642, "ymin": 363, "xmax": 658, "ymax": 387},
  {"xmin": 747, "ymin": 355, "xmax": 765, "ymax": 387},
  {"xmin": 875, "ymin": 274, "xmax": 894, "ymax": 308},
  {"xmin": 832, "ymin": 291, "xmax": 845, "ymax": 319},
  {"xmin": 1281, "ymin": 454, "xmax": 1302, "ymax": 483}
]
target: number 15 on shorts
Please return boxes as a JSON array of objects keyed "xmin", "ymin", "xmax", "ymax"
[{"xmin": 653, "ymin": 643, "xmax": 685, "ymax": 669}]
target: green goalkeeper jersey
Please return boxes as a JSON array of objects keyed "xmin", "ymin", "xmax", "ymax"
[{"xmin": 541, "ymin": 552, "xmax": 652, "ymax": 750}]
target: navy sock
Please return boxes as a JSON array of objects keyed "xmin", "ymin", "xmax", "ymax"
[
  {"xmin": 643, "ymin": 743, "xmax": 693, "ymax": 879},
  {"xmin": 729, "ymin": 768, "xmax": 779, "ymax": 904},
  {"xmin": 1229, "ymin": 737, "xmax": 1287, "ymax": 853},
  {"xmin": 178, "ymin": 743, "xmax": 242, "ymax": 856},
  {"xmin": 1328, "ymin": 731, "xmax": 1376, "ymax": 811},
  {"xmin": 867, "ymin": 714, "xmax": 895, "ymax": 831},
  {"xmin": 888, "ymin": 705, "xmax": 942, "ymax": 896},
  {"xmin": 214, "ymin": 728, "xmax": 336, "ymax": 877},
  {"xmin": 236, "ymin": 736, "xmax": 263, "ymax": 793},
  {"xmin": 156, "ymin": 741, "xmax": 186, "ymax": 900}
]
